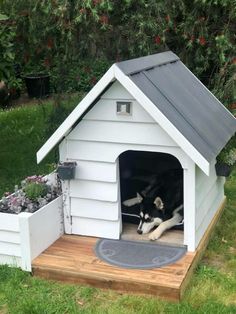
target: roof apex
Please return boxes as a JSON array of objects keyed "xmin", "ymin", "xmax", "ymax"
[{"xmin": 116, "ymin": 51, "xmax": 179, "ymax": 75}]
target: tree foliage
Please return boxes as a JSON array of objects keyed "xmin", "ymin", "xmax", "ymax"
[{"xmin": 0, "ymin": 0, "xmax": 235, "ymax": 109}]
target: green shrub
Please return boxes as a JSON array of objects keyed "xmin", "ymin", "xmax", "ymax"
[
  {"xmin": 0, "ymin": 13, "xmax": 22, "ymax": 99},
  {"xmin": 0, "ymin": 0, "xmax": 235, "ymax": 108},
  {"xmin": 50, "ymin": 59, "xmax": 111, "ymax": 93}
]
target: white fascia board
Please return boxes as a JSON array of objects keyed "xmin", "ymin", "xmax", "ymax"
[
  {"xmin": 37, "ymin": 65, "xmax": 116, "ymax": 164},
  {"xmin": 114, "ymin": 65, "xmax": 210, "ymax": 175}
]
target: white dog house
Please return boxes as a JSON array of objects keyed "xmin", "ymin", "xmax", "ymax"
[{"xmin": 37, "ymin": 51, "xmax": 236, "ymax": 252}]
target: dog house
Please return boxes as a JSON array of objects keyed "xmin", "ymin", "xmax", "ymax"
[{"xmin": 37, "ymin": 51, "xmax": 236, "ymax": 253}]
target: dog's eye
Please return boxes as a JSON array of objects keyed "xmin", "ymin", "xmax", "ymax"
[{"xmin": 146, "ymin": 217, "xmax": 154, "ymax": 223}]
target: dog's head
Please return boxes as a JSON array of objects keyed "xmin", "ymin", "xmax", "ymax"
[{"xmin": 137, "ymin": 193, "xmax": 165, "ymax": 234}]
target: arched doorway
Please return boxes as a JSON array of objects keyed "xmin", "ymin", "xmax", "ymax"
[{"xmin": 119, "ymin": 150, "xmax": 184, "ymax": 246}]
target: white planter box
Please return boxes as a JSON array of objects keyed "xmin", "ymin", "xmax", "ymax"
[{"xmin": 0, "ymin": 195, "xmax": 63, "ymax": 271}]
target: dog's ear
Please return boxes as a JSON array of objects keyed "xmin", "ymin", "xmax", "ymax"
[
  {"xmin": 136, "ymin": 192, "xmax": 143, "ymax": 203},
  {"xmin": 154, "ymin": 197, "xmax": 164, "ymax": 211}
]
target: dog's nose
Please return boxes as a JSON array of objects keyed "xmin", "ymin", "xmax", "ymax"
[{"xmin": 137, "ymin": 229, "xmax": 143, "ymax": 234}]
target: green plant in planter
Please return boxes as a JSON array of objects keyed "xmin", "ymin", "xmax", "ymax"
[
  {"xmin": 24, "ymin": 182, "xmax": 48, "ymax": 201},
  {"xmin": 217, "ymin": 148, "xmax": 236, "ymax": 166},
  {"xmin": 22, "ymin": 61, "xmax": 49, "ymax": 77},
  {"xmin": 216, "ymin": 138, "xmax": 236, "ymax": 176}
]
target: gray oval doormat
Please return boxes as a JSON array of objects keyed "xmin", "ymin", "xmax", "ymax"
[{"xmin": 95, "ymin": 239, "xmax": 187, "ymax": 269}]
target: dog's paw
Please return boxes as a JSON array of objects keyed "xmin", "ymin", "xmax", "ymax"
[
  {"xmin": 123, "ymin": 198, "xmax": 137, "ymax": 207},
  {"xmin": 148, "ymin": 232, "xmax": 160, "ymax": 241},
  {"xmin": 122, "ymin": 200, "xmax": 131, "ymax": 207}
]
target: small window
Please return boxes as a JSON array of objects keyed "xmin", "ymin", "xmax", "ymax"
[{"xmin": 116, "ymin": 102, "xmax": 132, "ymax": 115}]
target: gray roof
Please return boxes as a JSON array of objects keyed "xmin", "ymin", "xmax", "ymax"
[{"xmin": 117, "ymin": 51, "xmax": 236, "ymax": 162}]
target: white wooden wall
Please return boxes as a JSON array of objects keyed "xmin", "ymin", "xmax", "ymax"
[
  {"xmin": 0, "ymin": 213, "xmax": 22, "ymax": 268},
  {"xmin": 59, "ymin": 81, "xmax": 192, "ymax": 241},
  {"xmin": 20, "ymin": 196, "xmax": 64, "ymax": 271},
  {"xmin": 0, "ymin": 195, "xmax": 63, "ymax": 271},
  {"xmin": 195, "ymin": 161, "xmax": 225, "ymax": 247}
]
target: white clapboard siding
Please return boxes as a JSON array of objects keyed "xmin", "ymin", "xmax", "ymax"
[
  {"xmin": 71, "ymin": 216, "xmax": 120, "ymax": 239},
  {"xmin": 71, "ymin": 198, "xmax": 119, "ymax": 221},
  {"xmin": 196, "ymin": 165, "xmax": 206, "ymax": 191},
  {"xmin": 196, "ymin": 184, "xmax": 217, "ymax": 230},
  {"xmin": 70, "ymin": 180, "xmax": 118, "ymax": 202},
  {"xmin": 196, "ymin": 179, "xmax": 222, "ymax": 230},
  {"xmin": 0, "ymin": 230, "xmax": 20, "ymax": 244},
  {"xmin": 67, "ymin": 140, "xmax": 180, "ymax": 163},
  {"xmin": 59, "ymin": 139, "xmax": 67, "ymax": 161},
  {"xmin": 0, "ymin": 255, "xmax": 21, "ymax": 268},
  {"xmin": 196, "ymin": 175, "xmax": 218, "ymax": 210},
  {"xmin": 84, "ymin": 99, "xmax": 155, "ymax": 123},
  {"xmin": 0, "ymin": 241, "xmax": 21, "ymax": 257},
  {"xmin": 195, "ymin": 189, "xmax": 224, "ymax": 247},
  {"xmin": 101, "ymin": 80, "xmax": 134, "ymax": 100},
  {"xmin": 68, "ymin": 120, "xmax": 177, "ymax": 147},
  {"xmin": 74, "ymin": 160, "xmax": 117, "ymax": 182},
  {"xmin": 0, "ymin": 213, "xmax": 19, "ymax": 232},
  {"xmin": 196, "ymin": 161, "xmax": 216, "ymax": 192}
]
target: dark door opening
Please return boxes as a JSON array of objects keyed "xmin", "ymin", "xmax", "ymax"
[{"xmin": 119, "ymin": 150, "xmax": 184, "ymax": 245}]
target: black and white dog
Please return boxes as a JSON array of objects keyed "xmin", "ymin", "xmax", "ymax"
[{"xmin": 123, "ymin": 169, "xmax": 183, "ymax": 241}]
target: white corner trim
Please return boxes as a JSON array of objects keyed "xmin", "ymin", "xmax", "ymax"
[
  {"xmin": 18, "ymin": 212, "xmax": 33, "ymax": 271},
  {"xmin": 36, "ymin": 65, "xmax": 116, "ymax": 164},
  {"xmin": 114, "ymin": 65, "xmax": 210, "ymax": 175},
  {"xmin": 183, "ymin": 162, "xmax": 196, "ymax": 251}
]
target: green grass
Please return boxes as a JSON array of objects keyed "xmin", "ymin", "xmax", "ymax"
[
  {"xmin": 0, "ymin": 103, "xmax": 236, "ymax": 313},
  {"xmin": 0, "ymin": 95, "xmax": 80, "ymax": 195}
]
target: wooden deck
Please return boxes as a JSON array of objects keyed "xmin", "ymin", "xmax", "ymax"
[{"xmin": 32, "ymin": 198, "xmax": 226, "ymax": 301}]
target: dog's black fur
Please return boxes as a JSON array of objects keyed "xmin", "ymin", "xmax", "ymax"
[
  {"xmin": 140, "ymin": 169, "xmax": 183, "ymax": 218},
  {"xmin": 123, "ymin": 169, "xmax": 184, "ymax": 239}
]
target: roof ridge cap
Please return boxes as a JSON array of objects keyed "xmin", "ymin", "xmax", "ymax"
[
  {"xmin": 116, "ymin": 51, "xmax": 179, "ymax": 76},
  {"xmin": 126, "ymin": 59, "xmax": 179, "ymax": 76}
]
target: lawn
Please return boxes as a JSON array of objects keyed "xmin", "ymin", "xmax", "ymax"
[
  {"xmin": 0, "ymin": 102, "xmax": 236, "ymax": 313},
  {"xmin": 0, "ymin": 95, "xmax": 81, "ymax": 195}
]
